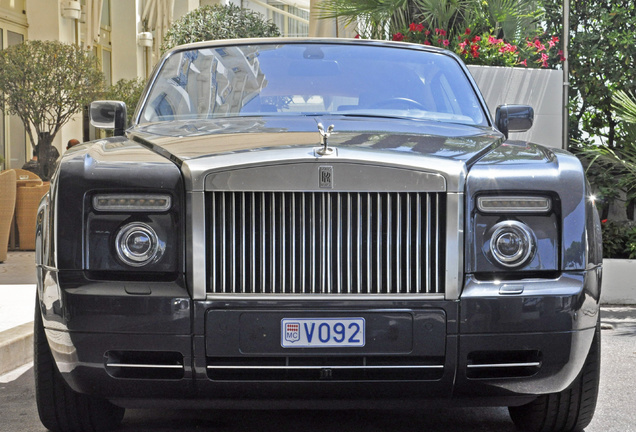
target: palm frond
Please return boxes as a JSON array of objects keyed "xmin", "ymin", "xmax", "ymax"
[
  {"xmin": 613, "ymin": 90, "xmax": 636, "ymax": 124},
  {"xmin": 317, "ymin": 0, "xmax": 410, "ymax": 38},
  {"xmin": 413, "ymin": 0, "xmax": 475, "ymax": 32}
]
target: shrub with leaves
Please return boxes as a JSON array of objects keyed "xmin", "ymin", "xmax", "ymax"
[
  {"xmin": 601, "ymin": 220, "xmax": 636, "ymax": 259},
  {"xmin": 0, "ymin": 40, "xmax": 103, "ymax": 180},
  {"xmin": 162, "ymin": 4, "xmax": 280, "ymax": 52},
  {"xmin": 103, "ymin": 78, "xmax": 147, "ymax": 125}
]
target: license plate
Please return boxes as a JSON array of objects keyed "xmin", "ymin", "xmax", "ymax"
[{"xmin": 281, "ymin": 318, "xmax": 365, "ymax": 348}]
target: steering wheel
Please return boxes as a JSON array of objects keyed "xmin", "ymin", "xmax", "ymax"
[{"xmin": 371, "ymin": 97, "xmax": 426, "ymax": 110}]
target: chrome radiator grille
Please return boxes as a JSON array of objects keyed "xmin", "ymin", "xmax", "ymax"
[{"xmin": 207, "ymin": 191, "xmax": 445, "ymax": 295}]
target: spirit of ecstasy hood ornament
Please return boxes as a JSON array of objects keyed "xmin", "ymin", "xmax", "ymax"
[{"xmin": 316, "ymin": 123, "xmax": 335, "ymax": 155}]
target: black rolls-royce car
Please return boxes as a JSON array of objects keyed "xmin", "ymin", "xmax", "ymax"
[{"xmin": 34, "ymin": 38, "xmax": 602, "ymax": 432}]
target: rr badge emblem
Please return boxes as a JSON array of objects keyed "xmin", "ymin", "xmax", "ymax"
[{"xmin": 319, "ymin": 166, "xmax": 333, "ymax": 189}]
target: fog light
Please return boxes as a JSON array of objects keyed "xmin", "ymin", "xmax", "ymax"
[
  {"xmin": 488, "ymin": 221, "xmax": 535, "ymax": 268},
  {"xmin": 115, "ymin": 223, "xmax": 164, "ymax": 267}
]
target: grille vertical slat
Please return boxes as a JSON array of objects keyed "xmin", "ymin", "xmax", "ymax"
[{"xmin": 209, "ymin": 192, "xmax": 444, "ymax": 295}]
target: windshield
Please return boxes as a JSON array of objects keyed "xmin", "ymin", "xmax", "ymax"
[{"xmin": 138, "ymin": 43, "xmax": 488, "ymax": 127}]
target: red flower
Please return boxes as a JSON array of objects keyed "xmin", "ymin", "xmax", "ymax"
[
  {"xmin": 409, "ymin": 23, "xmax": 417, "ymax": 31},
  {"xmin": 392, "ymin": 33, "xmax": 404, "ymax": 41},
  {"xmin": 442, "ymin": 39, "xmax": 450, "ymax": 46},
  {"xmin": 355, "ymin": 34, "xmax": 360, "ymax": 39},
  {"xmin": 465, "ymin": 28, "xmax": 471, "ymax": 35},
  {"xmin": 471, "ymin": 36, "xmax": 481, "ymax": 43},
  {"xmin": 519, "ymin": 59, "xmax": 528, "ymax": 67},
  {"xmin": 601, "ymin": 219, "xmax": 608, "ymax": 224},
  {"xmin": 558, "ymin": 50, "xmax": 566, "ymax": 62},
  {"xmin": 415, "ymin": 23, "xmax": 424, "ymax": 32},
  {"xmin": 435, "ymin": 28, "xmax": 447, "ymax": 36},
  {"xmin": 424, "ymin": 30, "xmax": 431, "ymax": 36},
  {"xmin": 423, "ymin": 40, "xmax": 431, "ymax": 45}
]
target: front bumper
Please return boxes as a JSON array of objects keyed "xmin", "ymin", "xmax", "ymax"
[{"xmin": 39, "ymin": 269, "xmax": 600, "ymax": 409}]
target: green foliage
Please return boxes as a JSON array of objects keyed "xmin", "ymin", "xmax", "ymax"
[
  {"xmin": 162, "ymin": 4, "xmax": 280, "ymax": 52},
  {"xmin": 0, "ymin": 40, "xmax": 103, "ymax": 180},
  {"xmin": 542, "ymin": 0, "xmax": 636, "ymax": 149},
  {"xmin": 321, "ymin": 0, "xmax": 559, "ymax": 69},
  {"xmin": 578, "ymin": 91, "xmax": 636, "ymax": 217},
  {"xmin": 601, "ymin": 221, "xmax": 636, "ymax": 259},
  {"xmin": 317, "ymin": 0, "xmax": 411, "ymax": 39},
  {"xmin": 414, "ymin": 0, "xmax": 475, "ymax": 36},
  {"xmin": 477, "ymin": 0, "xmax": 542, "ymax": 41},
  {"xmin": 102, "ymin": 78, "xmax": 147, "ymax": 125}
]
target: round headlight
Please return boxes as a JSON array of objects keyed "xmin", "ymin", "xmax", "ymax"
[
  {"xmin": 488, "ymin": 221, "xmax": 535, "ymax": 268},
  {"xmin": 115, "ymin": 222, "xmax": 163, "ymax": 267}
]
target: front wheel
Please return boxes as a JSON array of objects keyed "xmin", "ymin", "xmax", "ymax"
[
  {"xmin": 508, "ymin": 320, "xmax": 601, "ymax": 432},
  {"xmin": 34, "ymin": 298, "xmax": 125, "ymax": 432}
]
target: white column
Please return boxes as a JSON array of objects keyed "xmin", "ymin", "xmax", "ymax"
[{"xmin": 111, "ymin": 0, "xmax": 146, "ymax": 81}]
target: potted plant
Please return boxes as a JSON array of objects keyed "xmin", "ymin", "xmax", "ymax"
[{"xmin": 0, "ymin": 41, "xmax": 103, "ymax": 180}]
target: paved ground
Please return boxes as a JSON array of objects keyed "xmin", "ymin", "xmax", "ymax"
[
  {"xmin": 0, "ymin": 251, "xmax": 36, "ymax": 334},
  {"xmin": 0, "ymin": 251, "xmax": 36, "ymax": 285}
]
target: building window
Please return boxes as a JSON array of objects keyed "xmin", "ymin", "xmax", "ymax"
[{"xmin": 268, "ymin": 2, "xmax": 309, "ymax": 37}]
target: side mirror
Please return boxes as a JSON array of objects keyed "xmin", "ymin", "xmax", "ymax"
[
  {"xmin": 90, "ymin": 100, "xmax": 127, "ymax": 136},
  {"xmin": 495, "ymin": 104, "xmax": 534, "ymax": 140}
]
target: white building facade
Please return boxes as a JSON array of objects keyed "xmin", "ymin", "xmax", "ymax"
[{"xmin": 0, "ymin": 0, "xmax": 321, "ymax": 170}]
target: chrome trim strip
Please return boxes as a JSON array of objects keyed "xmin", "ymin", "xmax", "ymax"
[
  {"xmin": 270, "ymin": 192, "xmax": 276, "ymax": 294},
  {"xmin": 207, "ymin": 365, "xmax": 444, "ymax": 370},
  {"xmin": 205, "ymin": 161, "xmax": 448, "ymax": 193},
  {"xmin": 261, "ymin": 195, "xmax": 266, "ymax": 293},
  {"xmin": 386, "ymin": 194, "xmax": 392, "ymax": 293},
  {"xmin": 445, "ymin": 192, "xmax": 464, "ymax": 301},
  {"xmin": 107, "ymin": 363, "xmax": 184, "ymax": 369},
  {"xmin": 291, "ymin": 194, "xmax": 296, "ymax": 293},
  {"xmin": 346, "ymin": 193, "xmax": 352, "ymax": 293},
  {"xmin": 205, "ymin": 294, "xmax": 447, "ymax": 301},
  {"xmin": 415, "ymin": 194, "xmax": 422, "ymax": 293},
  {"xmin": 220, "ymin": 194, "xmax": 227, "ymax": 293},
  {"xmin": 188, "ymin": 191, "xmax": 207, "ymax": 300},
  {"xmin": 467, "ymin": 362, "xmax": 541, "ymax": 369},
  {"xmin": 366, "ymin": 193, "xmax": 372, "ymax": 293},
  {"xmin": 425, "ymin": 194, "xmax": 431, "ymax": 293},
  {"xmin": 357, "ymin": 193, "xmax": 362, "ymax": 294}
]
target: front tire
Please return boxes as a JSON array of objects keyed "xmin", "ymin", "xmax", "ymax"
[
  {"xmin": 508, "ymin": 320, "xmax": 601, "ymax": 432},
  {"xmin": 34, "ymin": 298, "xmax": 125, "ymax": 432}
]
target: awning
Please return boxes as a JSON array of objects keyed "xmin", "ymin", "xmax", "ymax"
[{"xmin": 142, "ymin": 0, "xmax": 175, "ymax": 60}]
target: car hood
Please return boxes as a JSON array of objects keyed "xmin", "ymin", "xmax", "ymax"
[{"xmin": 130, "ymin": 116, "xmax": 503, "ymax": 165}]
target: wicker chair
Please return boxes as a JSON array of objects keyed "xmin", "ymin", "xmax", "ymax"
[
  {"xmin": 0, "ymin": 170, "xmax": 17, "ymax": 262},
  {"xmin": 14, "ymin": 168, "xmax": 42, "ymax": 181},
  {"xmin": 15, "ymin": 182, "xmax": 49, "ymax": 250}
]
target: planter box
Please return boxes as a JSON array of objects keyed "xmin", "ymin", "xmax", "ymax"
[
  {"xmin": 601, "ymin": 259, "xmax": 636, "ymax": 305},
  {"xmin": 467, "ymin": 65, "xmax": 563, "ymax": 149}
]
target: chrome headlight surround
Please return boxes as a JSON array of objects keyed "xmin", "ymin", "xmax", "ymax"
[
  {"xmin": 115, "ymin": 222, "xmax": 165, "ymax": 267},
  {"xmin": 487, "ymin": 220, "xmax": 536, "ymax": 268}
]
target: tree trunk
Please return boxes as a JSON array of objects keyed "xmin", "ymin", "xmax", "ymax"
[{"xmin": 37, "ymin": 132, "xmax": 59, "ymax": 182}]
